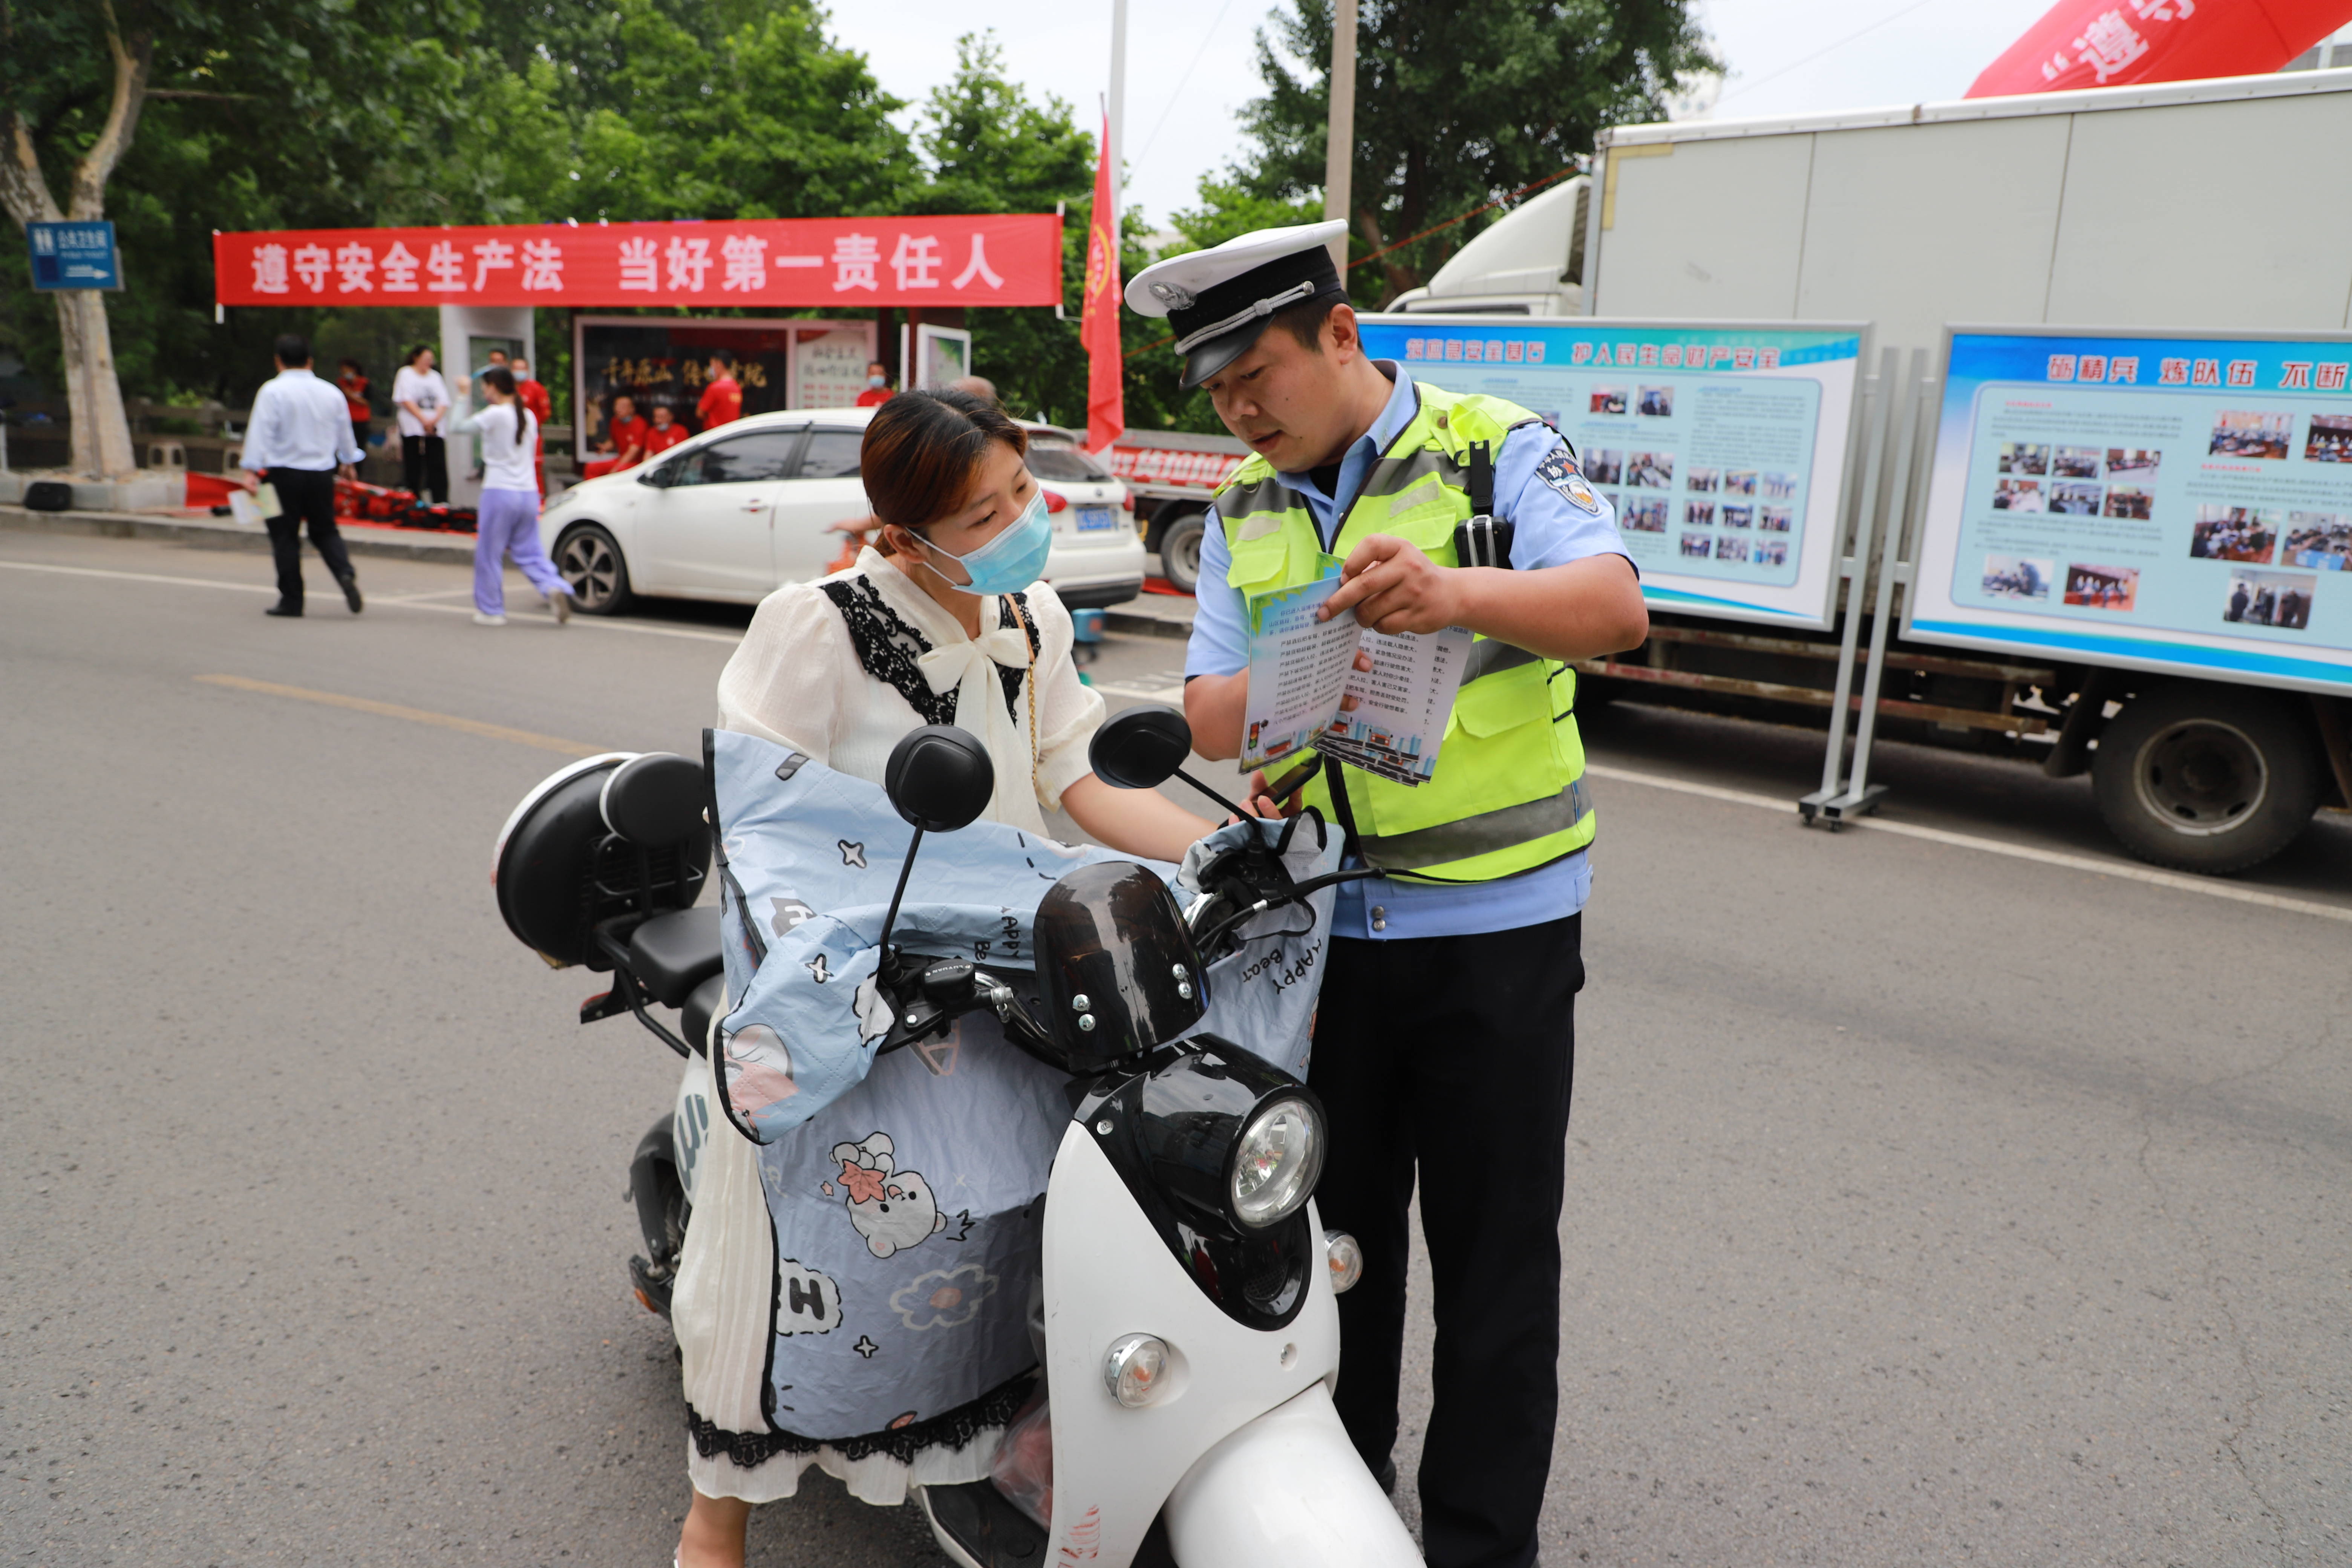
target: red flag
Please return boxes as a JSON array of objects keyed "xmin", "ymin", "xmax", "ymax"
[
  {"xmin": 1081, "ymin": 115, "xmax": 1125, "ymax": 455},
  {"xmin": 1968, "ymin": 0, "xmax": 2352, "ymax": 97}
]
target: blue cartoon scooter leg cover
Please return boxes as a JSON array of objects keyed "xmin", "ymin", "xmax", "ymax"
[{"xmin": 703, "ymin": 728, "xmax": 1339, "ymax": 1449}]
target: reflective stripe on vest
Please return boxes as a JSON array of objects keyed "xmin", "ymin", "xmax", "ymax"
[{"xmin": 1213, "ymin": 381, "xmax": 1596, "ymax": 882}]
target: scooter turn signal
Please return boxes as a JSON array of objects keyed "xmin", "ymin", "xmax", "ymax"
[
  {"xmin": 1104, "ymin": 1334, "xmax": 1173, "ymax": 1408},
  {"xmin": 1324, "ymin": 1229, "xmax": 1364, "ymax": 1294}
]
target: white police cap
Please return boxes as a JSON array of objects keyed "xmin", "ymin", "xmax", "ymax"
[{"xmin": 1126, "ymin": 220, "xmax": 1350, "ymax": 389}]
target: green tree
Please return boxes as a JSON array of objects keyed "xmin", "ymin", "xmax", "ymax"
[
  {"xmin": 902, "ymin": 34, "xmax": 1092, "ymax": 426},
  {"xmin": 1196, "ymin": 0, "xmax": 1717, "ymax": 305}
]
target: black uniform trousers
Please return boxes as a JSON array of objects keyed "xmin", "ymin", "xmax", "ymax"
[
  {"xmin": 260, "ymin": 468, "xmax": 355, "ymax": 609},
  {"xmin": 1309, "ymin": 911, "xmax": 1583, "ymax": 1568}
]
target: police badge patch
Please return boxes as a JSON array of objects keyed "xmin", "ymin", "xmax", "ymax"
[{"xmin": 1536, "ymin": 447, "xmax": 1602, "ymax": 514}]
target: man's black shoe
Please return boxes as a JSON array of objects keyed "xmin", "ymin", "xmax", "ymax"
[
  {"xmin": 265, "ymin": 603, "xmax": 302, "ymax": 617},
  {"xmin": 1373, "ymin": 1457, "xmax": 1397, "ymax": 1496},
  {"xmin": 338, "ymin": 573, "xmax": 363, "ymax": 613}
]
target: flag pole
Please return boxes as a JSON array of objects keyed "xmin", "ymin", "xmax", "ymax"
[{"xmin": 1109, "ymin": 0, "xmax": 1127, "ymax": 238}]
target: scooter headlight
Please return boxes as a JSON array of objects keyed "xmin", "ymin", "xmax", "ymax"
[{"xmin": 1229, "ymin": 1095, "xmax": 1323, "ymax": 1230}]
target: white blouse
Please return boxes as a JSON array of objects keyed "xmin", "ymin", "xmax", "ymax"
[{"xmin": 715, "ymin": 547, "xmax": 1104, "ymax": 828}]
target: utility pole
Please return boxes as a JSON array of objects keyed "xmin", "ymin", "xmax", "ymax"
[
  {"xmin": 1108, "ymin": 0, "xmax": 1129, "ymax": 242},
  {"xmin": 1322, "ymin": 0, "xmax": 1358, "ymax": 273}
]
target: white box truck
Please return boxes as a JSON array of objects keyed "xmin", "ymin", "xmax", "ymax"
[{"xmin": 1375, "ymin": 68, "xmax": 2352, "ymax": 873}]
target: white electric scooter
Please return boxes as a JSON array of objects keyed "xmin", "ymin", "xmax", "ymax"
[{"xmin": 490, "ymin": 710, "xmax": 1422, "ymax": 1568}]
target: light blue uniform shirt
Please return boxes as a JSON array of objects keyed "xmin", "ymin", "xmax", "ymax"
[{"xmin": 1185, "ymin": 363, "xmax": 1632, "ymax": 941}]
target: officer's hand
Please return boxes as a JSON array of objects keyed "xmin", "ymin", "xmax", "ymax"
[
  {"xmin": 1336, "ymin": 648, "xmax": 1376, "ymax": 711},
  {"xmin": 1318, "ymin": 534, "xmax": 1468, "ymax": 635}
]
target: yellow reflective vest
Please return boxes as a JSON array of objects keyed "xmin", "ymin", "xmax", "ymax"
[{"xmin": 1213, "ymin": 382, "xmax": 1595, "ymax": 883}]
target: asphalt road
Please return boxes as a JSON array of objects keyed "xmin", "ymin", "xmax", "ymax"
[{"xmin": 4, "ymin": 527, "xmax": 2346, "ymax": 1567}]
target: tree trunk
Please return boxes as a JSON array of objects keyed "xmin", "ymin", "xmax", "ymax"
[
  {"xmin": 57, "ymin": 288, "xmax": 138, "ymax": 478},
  {"xmin": 1, "ymin": 8, "xmax": 152, "ymax": 480}
]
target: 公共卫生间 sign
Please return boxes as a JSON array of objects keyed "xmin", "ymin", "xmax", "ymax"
[{"xmin": 211, "ymin": 215, "xmax": 1062, "ymax": 309}]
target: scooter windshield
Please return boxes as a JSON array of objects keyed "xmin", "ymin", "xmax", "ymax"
[{"xmin": 1033, "ymin": 862, "xmax": 1207, "ymax": 1070}]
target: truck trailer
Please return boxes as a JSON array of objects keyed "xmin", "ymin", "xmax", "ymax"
[{"xmin": 1374, "ymin": 67, "xmax": 2352, "ymax": 873}]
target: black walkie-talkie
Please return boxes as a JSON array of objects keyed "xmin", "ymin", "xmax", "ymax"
[{"xmin": 1451, "ymin": 439, "xmax": 1514, "ymax": 568}]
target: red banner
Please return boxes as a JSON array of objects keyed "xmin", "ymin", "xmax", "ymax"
[
  {"xmin": 212, "ymin": 215, "xmax": 1064, "ymax": 308},
  {"xmin": 1968, "ymin": 0, "xmax": 2352, "ymax": 97},
  {"xmin": 1081, "ymin": 116, "xmax": 1125, "ymax": 455}
]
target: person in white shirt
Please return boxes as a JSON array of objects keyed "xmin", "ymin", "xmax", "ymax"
[
  {"xmin": 240, "ymin": 333, "xmax": 364, "ymax": 617},
  {"xmin": 450, "ymin": 366, "xmax": 573, "ymax": 626},
  {"xmin": 392, "ymin": 345, "xmax": 453, "ymax": 502}
]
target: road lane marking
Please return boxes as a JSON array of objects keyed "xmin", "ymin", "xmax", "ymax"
[
  {"xmin": 1583, "ymin": 761, "xmax": 2352, "ymax": 924},
  {"xmin": 195, "ymin": 674, "xmax": 605, "ymax": 757},
  {"xmin": 0, "ymin": 557, "xmax": 743, "ymax": 646},
  {"xmin": 0, "ymin": 559, "xmax": 273, "ymax": 594}
]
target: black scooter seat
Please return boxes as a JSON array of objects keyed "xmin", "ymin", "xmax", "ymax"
[{"xmin": 629, "ymin": 905, "xmax": 724, "ymax": 1007}]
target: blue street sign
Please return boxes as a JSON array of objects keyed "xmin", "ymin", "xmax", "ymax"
[{"xmin": 28, "ymin": 220, "xmax": 122, "ymax": 291}]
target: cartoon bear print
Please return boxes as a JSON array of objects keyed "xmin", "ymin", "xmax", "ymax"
[{"xmin": 828, "ymin": 1131, "xmax": 946, "ymax": 1259}]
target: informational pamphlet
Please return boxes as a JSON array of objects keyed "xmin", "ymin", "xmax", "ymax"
[
  {"xmin": 1911, "ymin": 329, "xmax": 2352, "ymax": 695},
  {"xmin": 1355, "ymin": 316, "xmax": 1865, "ymax": 628},
  {"xmin": 1238, "ymin": 562, "xmax": 1474, "ymax": 786}
]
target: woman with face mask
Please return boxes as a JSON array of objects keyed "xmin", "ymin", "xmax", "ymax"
[
  {"xmin": 854, "ymin": 359, "xmax": 893, "ymax": 407},
  {"xmin": 676, "ymin": 390, "xmax": 1230, "ymax": 1567}
]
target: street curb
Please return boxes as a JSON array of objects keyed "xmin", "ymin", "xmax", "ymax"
[{"xmin": 0, "ymin": 503, "xmax": 479, "ymax": 564}]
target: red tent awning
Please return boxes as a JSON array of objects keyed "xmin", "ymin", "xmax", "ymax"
[{"xmin": 1969, "ymin": 0, "xmax": 2352, "ymax": 97}]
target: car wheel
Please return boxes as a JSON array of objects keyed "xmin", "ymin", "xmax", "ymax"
[
  {"xmin": 2090, "ymin": 681, "xmax": 2321, "ymax": 873},
  {"xmin": 556, "ymin": 523, "xmax": 631, "ymax": 615},
  {"xmin": 1156, "ymin": 510, "xmax": 1207, "ymax": 594}
]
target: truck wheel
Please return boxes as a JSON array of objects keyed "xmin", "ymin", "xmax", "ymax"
[
  {"xmin": 2090, "ymin": 683, "xmax": 2321, "ymax": 873},
  {"xmin": 1156, "ymin": 510, "xmax": 1207, "ymax": 594},
  {"xmin": 555, "ymin": 524, "xmax": 632, "ymax": 615}
]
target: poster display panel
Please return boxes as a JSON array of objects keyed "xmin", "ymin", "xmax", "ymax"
[
  {"xmin": 1357, "ymin": 315, "xmax": 1865, "ymax": 628},
  {"xmin": 571, "ymin": 317, "xmax": 874, "ymax": 459},
  {"xmin": 1911, "ymin": 328, "xmax": 2352, "ymax": 695}
]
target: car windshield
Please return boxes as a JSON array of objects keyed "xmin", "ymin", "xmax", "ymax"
[{"xmin": 1026, "ymin": 444, "xmax": 1110, "ymax": 483}]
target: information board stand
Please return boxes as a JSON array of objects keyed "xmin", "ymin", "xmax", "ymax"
[{"xmin": 1802, "ymin": 347, "xmax": 1938, "ymax": 826}]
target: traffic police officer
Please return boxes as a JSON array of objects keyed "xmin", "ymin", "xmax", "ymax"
[{"xmin": 1129, "ymin": 220, "xmax": 1648, "ymax": 1568}]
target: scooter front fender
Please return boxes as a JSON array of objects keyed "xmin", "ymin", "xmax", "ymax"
[{"xmin": 1163, "ymin": 1379, "xmax": 1421, "ymax": 1568}]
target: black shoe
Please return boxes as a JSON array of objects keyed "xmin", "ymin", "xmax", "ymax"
[
  {"xmin": 265, "ymin": 602, "xmax": 303, "ymax": 617},
  {"xmin": 338, "ymin": 573, "xmax": 363, "ymax": 613},
  {"xmin": 1373, "ymin": 1456, "xmax": 1397, "ymax": 1496}
]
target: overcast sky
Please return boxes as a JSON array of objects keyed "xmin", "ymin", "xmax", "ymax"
[{"xmin": 824, "ymin": 0, "xmax": 2068, "ymax": 229}]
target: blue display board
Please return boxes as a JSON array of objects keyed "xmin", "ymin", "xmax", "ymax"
[
  {"xmin": 1911, "ymin": 328, "xmax": 2352, "ymax": 695},
  {"xmin": 1356, "ymin": 316, "xmax": 1867, "ymax": 628},
  {"xmin": 27, "ymin": 221, "xmax": 121, "ymax": 291}
]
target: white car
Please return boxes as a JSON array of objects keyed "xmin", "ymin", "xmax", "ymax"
[{"xmin": 538, "ymin": 407, "xmax": 1145, "ymax": 616}]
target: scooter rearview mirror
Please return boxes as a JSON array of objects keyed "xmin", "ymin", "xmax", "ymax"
[
  {"xmin": 1090, "ymin": 704, "xmax": 1250, "ymax": 822},
  {"xmin": 884, "ymin": 724, "xmax": 994, "ymax": 831},
  {"xmin": 876, "ymin": 725, "xmax": 994, "ymax": 971},
  {"xmin": 1089, "ymin": 705, "xmax": 1192, "ymax": 790}
]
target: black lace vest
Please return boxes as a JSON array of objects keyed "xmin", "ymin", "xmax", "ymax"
[{"xmin": 817, "ymin": 574, "xmax": 1037, "ymax": 729}]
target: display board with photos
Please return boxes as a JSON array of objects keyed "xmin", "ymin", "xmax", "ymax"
[
  {"xmin": 1910, "ymin": 329, "xmax": 2352, "ymax": 695},
  {"xmin": 1355, "ymin": 316, "xmax": 1866, "ymax": 628},
  {"xmin": 570, "ymin": 316, "xmax": 877, "ymax": 461}
]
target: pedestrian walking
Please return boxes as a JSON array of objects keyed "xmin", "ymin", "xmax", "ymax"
[
  {"xmin": 392, "ymin": 345, "xmax": 453, "ymax": 502},
  {"xmin": 240, "ymin": 333, "xmax": 365, "ymax": 619},
  {"xmin": 696, "ymin": 351, "xmax": 742, "ymax": 431},
  {"xmin": 452, "ymin": 366, "xmax": 571, "ymax": 627},
  {"xmin": 1130, "ymin": 220, "xmax": 1649, "ymax": 1568},
  {"xmin": 337, "ymin": 358, "xmax": 372, "ymax": 459}
]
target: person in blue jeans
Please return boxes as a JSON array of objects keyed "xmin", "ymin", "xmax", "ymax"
[{"xmin": 453, "ymin": 367, "xmax": 572, "ymax": 626}]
